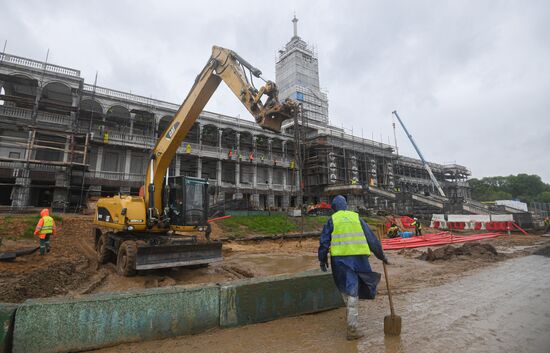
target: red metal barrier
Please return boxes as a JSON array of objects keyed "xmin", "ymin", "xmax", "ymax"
[
  {"xmin": 208, "ymin": 215, "xmax": 232, "ymax": 223},
  {"xmin": 474, "ymin": 222, "xmax": 482, "ymax": 230},
  {"xmin": 382, "ymin": 232, "xmax": 506, "ymax": 250}
]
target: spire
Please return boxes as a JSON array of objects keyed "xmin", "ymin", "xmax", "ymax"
[{"xmin": 292, "ymin": 14, "xmax": 298, "ymax": 38}]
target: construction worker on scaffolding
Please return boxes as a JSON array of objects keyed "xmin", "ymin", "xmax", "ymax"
[
  {"xmin": 318, "ymin": 195, "xmax": 389, "ymax": 340},
  {"xmin": 34, "ymin": 209, "xmax": 57, "ymax": 256},
  {"xmin": 412, "ymin": 217, "xmax": 422, "ymax": 236}
]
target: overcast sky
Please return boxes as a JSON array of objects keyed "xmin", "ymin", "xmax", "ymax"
[{"xmin": 2, "ymin": 0, "xmax": 549, "ymax": 182}]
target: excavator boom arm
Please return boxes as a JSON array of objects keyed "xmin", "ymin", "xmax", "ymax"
[{"xmin": 145, "ymin": 46, "xmax": 297, "ymax": 225}]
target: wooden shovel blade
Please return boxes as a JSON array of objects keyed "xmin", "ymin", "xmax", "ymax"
[{"xmin": 384, "ymin": 314, "xmax": 402, "ymax": 336}]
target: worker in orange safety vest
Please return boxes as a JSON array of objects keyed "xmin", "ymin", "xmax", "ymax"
[{"xmin": 34, "ymin": 208, "xmax": 57, "ymax": 255}]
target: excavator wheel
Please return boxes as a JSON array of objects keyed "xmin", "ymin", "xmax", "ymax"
[
  {"xmin": 96, "ymin": 233, "xmax": 113, "ymax": 264},
  {"xmin": 116, "ymin": 240, "xmax": 137, "ymax": 276}
]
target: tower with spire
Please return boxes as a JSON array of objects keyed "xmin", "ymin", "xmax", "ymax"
[{"xmin": 276, "ymin": 15, "xmax": 329, "ymax": 125}]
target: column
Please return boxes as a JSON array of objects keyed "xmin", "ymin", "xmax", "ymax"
[
  {"xmin": 154, "ymin": 115, "xmax": 159, "ymax": 137},
  {"xmin": 267, "ymin": 166, "xmax": 274, "ymax": 209},
  {"xmin": 129, "ymin": 114, "xmax": 135, "ymax": 136},
  {"xmin": 31, "ymin": 86, "xmax": 42, "ymax": 122},
  {"xmin": 198, "ymin": 124, "xmax": 203, "ymax": 151},
  {"xmin": 197, "ymin": 157, "xmax": 202, "ymax": 178},
  {"xmin": 11, "ymin": 168, "xmax": 31, "ymax": 209},
  {"xmin": 124, "ymin": 149, "xmax": 132, "ymax": 179},
  {"xmin": 218, "ymin": 129, "xmax": 223, "ymax": 151},
  {"xmin": 235, "ymin": 162, "xmax": 240, "ymax": 187},
  {"xmin": 71, "ymin": 90, "xmax": 80, "ymax": 123},
  {"xmin": 96, "ymin": 146, "xmax": 104, "ymax": 177},
  {"xmin": 282, "ymin": 194, "xmax": 290, "ymax": 210},
  {"xmin": 268, "ymin": 138, "xmax": 273, "ymax": 160},
  {"xmin": 253, "ymin": 163, "xmax": 257, "ymax": 187},
  {"xmin": 216, "ymin": 160, "xmax": 222, "ymax": 184},
  {"xmin": 174, "ymin": 154, "xmax": 181, "ymax": 177},
  {"xmin": 62, "ymin": 135, "xmax": 71, "ymax": 163}
]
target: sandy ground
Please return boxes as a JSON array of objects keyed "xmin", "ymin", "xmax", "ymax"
[{"xmin": 0, "ymin": 214, "xmax": 547, "ymax": 305}]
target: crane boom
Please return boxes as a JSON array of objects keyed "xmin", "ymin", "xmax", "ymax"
[{"xmin": 392, "ymin": 110, "xmax": 446, "ymax": 197}]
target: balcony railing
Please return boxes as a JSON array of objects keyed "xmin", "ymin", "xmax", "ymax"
[
  {"xmin": 0, "ymin": 106, "xmax": 32, "ymax": 120},
  {"xmin": 0, "ymin": 52, "xmax": 80, "ymax": 77},
  {"xmin": 37, "ymin": 111, "xmax": 72, "ymax": 126},
  {"xmin": 86, "ymin": 170, "xmax": 144, "ymax": 182},
  {"xmin": 0, "ymin": 106, "xmax": 73, "ymax": 126},
  {"xmin": 83, "ymin": 84, "xmax": 179, "ymax": 111}
]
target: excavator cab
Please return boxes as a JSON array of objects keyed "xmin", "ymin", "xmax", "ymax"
[{"xmin": 167, "ymin": 176, "xmax": 208, "ymax": 228}]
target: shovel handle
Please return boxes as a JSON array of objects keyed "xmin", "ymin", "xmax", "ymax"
[
  {"xmin": 382, "ymin": 261, "xmax": 396, "ymax": 316},
  {"xmin": 375, "ymin": 225, "xmax": 396, "ymax": 316}
]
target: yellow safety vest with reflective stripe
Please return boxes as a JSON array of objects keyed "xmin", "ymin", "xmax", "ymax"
[
  {"xmin": 330, "ymin": 210, "xmax": 371, "ymax": 256},
  {"xmin": 39, "ymin": 216, "xmax": 54, "ymax": 234}
]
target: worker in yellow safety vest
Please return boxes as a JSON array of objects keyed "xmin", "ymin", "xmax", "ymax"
[
  {"xmin": 387, "ymin": 223, "xmax": 399, "ymax": 238},
  {"xmin": 412, "ymin": 217, "xmax": 422, "ymax": 236},
  {"xmin": 318, "ymin": 195, "xmax": 389, "ymax": 340},
  {"xmin": 544, "ymin": 217, "xmax": 550, "ymax": 233},
  {"xmin": 34, "ymin": 208, "xmax": 57, "ymax": 255}
]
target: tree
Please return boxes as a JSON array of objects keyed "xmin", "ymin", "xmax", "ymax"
[
  {"xmin": 537, "ymin": 191, "xmax": 550, "ymax": 203},
  {"xmin": 469, "ymin": 174, "xmax": 550, "ymax": 203}
]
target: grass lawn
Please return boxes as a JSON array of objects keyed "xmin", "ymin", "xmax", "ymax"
[
  {"xmin": 0, "ymin": 214, "xmax": 63, "ymax": 240},
  {"xmin": 217, "ymin": 214, "xmax": 329, "ymax": 238}
]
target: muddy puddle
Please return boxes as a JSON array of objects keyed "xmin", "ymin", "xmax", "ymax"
[
  {"xmin": 228, "ymin": 253, "xmax": 318, "ymax": 276},
  {"xmin": 92, "ymin": 249, "xmax": 550, "ymax": 353},
  {"xmin": 93, "ymin": 252, "xmax": 319, "ymax": 294}
]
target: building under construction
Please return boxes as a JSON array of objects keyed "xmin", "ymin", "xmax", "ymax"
[{"xmin": 0, "ymin": 18, "xmax": 476, "ymax": 215}]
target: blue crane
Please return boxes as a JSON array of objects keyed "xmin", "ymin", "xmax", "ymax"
[{"xmin": 392, "ymin": 110, "xmax": 446, "ymax": 197}]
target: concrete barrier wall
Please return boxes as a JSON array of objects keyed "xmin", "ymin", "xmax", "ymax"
[
  {"xmin": 0, "ymin": 303, "xmax": 18, "ymax": 353},
  {"xmin": 8, "ymin": 270, "xmax": 343, "ymax": 353},
  {"xmin": 220, "ymin": 270, "xmax": 344, "ymax": 327},
  {"xmin": 13, "ymin": 284, "xmax": 220, "ymax": 353}
]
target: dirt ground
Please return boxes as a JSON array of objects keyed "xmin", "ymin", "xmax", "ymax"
[
  {"xmin": 91, "ymin": 243, "xmax": 550, "ymax": 353},
  {"xmin": 0, "ymin": 214, "xmax": 548, "ymax": 304}
]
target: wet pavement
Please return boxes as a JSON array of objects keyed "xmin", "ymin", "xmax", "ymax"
[
  {"xmin": 92, "ymin": 248, "xmax": 550, "ymax": 353},
  {"xmin": 359, "ymin": 248, "xmax": 550, "ymax": 352}
]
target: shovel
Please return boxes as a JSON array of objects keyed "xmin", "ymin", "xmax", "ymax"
[
  {"xmin": 382, "ymin": 259, "xmax": 401, "ymax": 335},
  {"xmin": 375, "ymin": 227, "xmax": 401, "ymax": 335}
]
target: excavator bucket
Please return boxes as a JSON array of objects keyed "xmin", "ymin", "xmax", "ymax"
[
  {"xmin": 257, "ymin": 113, "xmax": 291, "ymax": 133},
  {"xmin": 257, "ymin": 99, "xmax": 298, "ymax": 133},
  {"xmin": 135, "ymin": 241, "xmax": 222, "ymax": 270}
]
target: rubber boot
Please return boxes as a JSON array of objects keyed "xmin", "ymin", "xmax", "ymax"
[
  {"xmin": 39, "ymin": 239, "xmax": 45, "ymax": 256},
  {"xmin": 344, "ymin": 295, "xmax": 364, "ymax": 340}
]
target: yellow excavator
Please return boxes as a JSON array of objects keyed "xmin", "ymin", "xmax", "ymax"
[{"xmin": 93, "ymin": 46, "xmax": 297, "ymax": 276}]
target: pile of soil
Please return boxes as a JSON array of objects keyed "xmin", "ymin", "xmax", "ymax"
[
  {"xmin": 418, "ymin": 242, "xmax": 498, "ymax": 262},
  {"xmin": 0, "ymin": 260, "xmax": 89, "ymax": 302}
]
